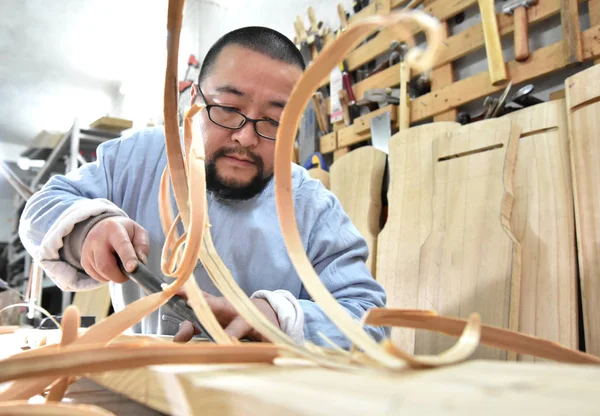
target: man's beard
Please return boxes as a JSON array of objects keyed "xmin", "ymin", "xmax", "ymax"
[{"xmin": 205, "ymin": 147, "xmax": 272, "ymax": 201}]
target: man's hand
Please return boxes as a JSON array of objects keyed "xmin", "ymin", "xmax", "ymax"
[
  {"xmin": 81, "ymin": 217, "xmax": 150, "ymax": 284},
  {"xmin": 173, "ymin": 291, "xmax": 280, "ymax": 343}
]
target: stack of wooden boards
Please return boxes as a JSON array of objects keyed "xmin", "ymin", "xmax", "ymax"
[{"xmin": 324, "ymin": 63, "xmax": 600, "ymax": 361}]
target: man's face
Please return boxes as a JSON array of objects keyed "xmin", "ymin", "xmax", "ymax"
[{"xmin": 196, "ymin": 45, "xmax": 302, "ymax": 200}]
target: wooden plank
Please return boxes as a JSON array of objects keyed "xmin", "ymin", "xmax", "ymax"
[
  {"xmin": 88, "ymin": 358, "xmax": 600, "ymax": 415},
  {"xmin": 550, "ymin": 89, "xmax": 566, "ymax": 100},
  {"xmin": 319, "ymin": 132, "xmax": 336, "ymax": 153},
  {"xmin": 416, "ymin": 118, "xmax": 521, "ymax": 360},
  {"xmin": 503, "ymin": 100, "xmax": 579, "ymax": 362},
  {"xmin": 560, "ymin": 0, "xmax": 583, "ymax": 64},
  {"xmin": 590, "ymin": 0, "xmax": 600, "ymax": 63},
  {"xmin": 330, "ymin": 147, "xmax": 387, "ymax": 276},
  {"xmin": 432, "ymin": 19, "xmax": 457, "ymax": 122},
  {"xmin": 424, "ymin": 0, "xmax": 477, "ymax": 21},
  {"xmin": 72, "ymin": 285, "xmax": 112, "ymax": 322},
  {"xmin": 333, "ymin": 147, "xmax": 350, "ymax": 161},
  {"xmin": 565, "ymin": 64, "xmax": 600, "ymax": 358},
  {"xmin": 337, "ymin": 105, "xmax": 398, "ymax": 147},
  {"xmin": 410, "ymin": 26, "xmax": 600, "ymax": 122},
  {"xmin": 377, "ymin": 122, "xmax": 460, "ymax": 354}
]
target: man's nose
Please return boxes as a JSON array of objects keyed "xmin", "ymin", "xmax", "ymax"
[{"xmin": 231, "ymin": 121, "xmax": 259, "ymax": 147}]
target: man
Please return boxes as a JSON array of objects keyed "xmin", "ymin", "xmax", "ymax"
[{"xmin": 19, "ymin": 26, "xmax": 388, "ymax": 349}]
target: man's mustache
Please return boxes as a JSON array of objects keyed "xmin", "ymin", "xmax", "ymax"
[{"xmin": 213, "ymin": 147, "xmax": 262, "ymax": 165}]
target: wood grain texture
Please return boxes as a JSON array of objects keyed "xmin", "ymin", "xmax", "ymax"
[
  {"xmin": 431, "ymin": 19, "xmax": 457, "ymax": 122},
  {"xmin": 590, "ymin": 0, "xmax": 600, "ymax": 63},
  {"xmin": 330, "ymin": 147, "xmax": 387, "ymax": 276},
  {"xmin": 565, "ymin": 64, "xmax": 600, "ymax": 358},
  {"xmin": 416, "ymin": 119, "xmax": 521, "ymax": 360},
  {"xmin": 376, "ymin": 122, "xmax": 460, "ymax": 353},
  {"xmin": 503, "ymin": 100, "xmax": 579, "ymax": 362},
  {"xmin": 560, "ymin": 0, "xmax": 583, "ymax": 64},
  {"xmin": 88, "ymin": 359, "xmax": 600, "ymax": 416}
]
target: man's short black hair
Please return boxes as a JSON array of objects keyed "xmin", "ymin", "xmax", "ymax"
[{"xmin": 198, "ymin": 26, "xmax": 306, "ymax": 86}]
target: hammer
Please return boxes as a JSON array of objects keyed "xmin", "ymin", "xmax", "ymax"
[{"xmin": 503, "ymin": 0, "xmax": 538, "ymax": 62}]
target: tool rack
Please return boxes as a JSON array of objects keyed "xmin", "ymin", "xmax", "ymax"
[{"xmin": 293, "ymin": 0, "xmax": 600, "ymax": 158}]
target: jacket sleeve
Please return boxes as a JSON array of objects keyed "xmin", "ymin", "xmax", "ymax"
[
  {"xmin": 295, "ymin": 179, "xmax": 390, "ymax": 350},
  {"xmin": 18, "ymin": 135, "xmax": 129, "ymax": 292}
]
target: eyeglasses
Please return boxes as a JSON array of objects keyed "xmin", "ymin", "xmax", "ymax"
[{"xmin": 197, "ymin": 87, "xmax": 279, "ymax": 141}]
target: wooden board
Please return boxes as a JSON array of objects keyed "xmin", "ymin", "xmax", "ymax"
[
  {"xmin": 376, "ymin": 122, "xmax": 460, "ymax": 354},
  {"xmin": 503, "ymin": 100, "xmax": 579, "ymax": 362},
  {"xmin": 87, "ymin": 359, "xmax": 600, "ymax": 416},
  {"xmin": 330, "ymin": 147, "xmax": 387, "ymax": 276},
  {"xmin": 72, "ymin": 285, "xmax": 112, "ymax": 322},
  {"xmin": 416, "ymin": 118, "xmax": 521, "ymax": 361},
  {"xmin": 565, "ymin": 64, "xmax": 600, "ymax": 358},
  {"xmin": 307, "ymin": 168, "xmax": 330, "ymax": 190}
]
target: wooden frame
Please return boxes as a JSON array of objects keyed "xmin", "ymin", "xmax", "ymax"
[{"xmin": 308, "ymin": 0, "xmax": 599, "ymax": 154}]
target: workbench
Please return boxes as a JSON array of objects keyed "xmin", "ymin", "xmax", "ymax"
[{"xmin": 2, "ymin": 330, "xmax": 600, "ymax": 415}]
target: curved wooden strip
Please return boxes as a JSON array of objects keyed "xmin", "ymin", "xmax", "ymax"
[
  {"xmin": 274, "ymin": 11, "xmax": 445, "ymax": 369},
  {"xmin": 46, "ymin": 306, "xmax": 81, "ymax": 402},
  {"xmin": 0, "ymin": 291, "xmax": 172, "ymax": 401},
  {"xmin": 363, "ymin": 308, "xmax": 600, "ymax": 365},
  {"xmin": 0, "ymin": 343, "xmax": 279, "ymax": 384},
  {"xmin": 0, "ymin": 401, "xmax": 116, "ymax": 416}
]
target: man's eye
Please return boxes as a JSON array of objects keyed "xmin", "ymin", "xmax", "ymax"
[{"xmin": 222, "ymin": 106, "xmax": 239, "ymax": 113}]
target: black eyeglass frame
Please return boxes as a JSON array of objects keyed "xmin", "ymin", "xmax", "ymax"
[{"xmin": 197, "ymin": 87, "xmax": 279, "ymax": 141}]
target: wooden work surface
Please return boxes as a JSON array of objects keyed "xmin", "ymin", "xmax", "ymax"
[{"xmin": 2, "ymin": 331, "xmax": 600, "ymax": 415}]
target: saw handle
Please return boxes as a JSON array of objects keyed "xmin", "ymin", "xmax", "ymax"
[{"xmin": 513, "ymin": 6, "xmax": 529, "ymax": 61}]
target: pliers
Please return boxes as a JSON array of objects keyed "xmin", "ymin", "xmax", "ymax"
[{"xmin": 116, "ymin": 257, "xmax": 215, "ymax": 342}]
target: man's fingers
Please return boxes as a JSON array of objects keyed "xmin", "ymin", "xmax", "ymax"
[
  {"xmin": 224, "ymin": 316, "xmax": 252, "ymax": 340},
  {"xmin": 131, "ymin": 223, "xmax": 150, "ymax": 264},
  {"xmin": 174, "ymin": 320, "xmax": 198, "ymax": 343},
  {"xmin": 93, "ymin": 246, "xmax": 129, "ymax": 284},
  {"xmin": 108, "ymin": 226, "xmax": 139, "ymax": 273}
]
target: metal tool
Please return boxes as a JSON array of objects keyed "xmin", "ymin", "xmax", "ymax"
[
  {"xmin": 116, "ymin": 257, "xmax": 215, "ymax": 342},
  {"xmin": 369, "ymin": 111, "xmax": 392, "ymax": 154},
  {"xmin": 502, "ymin": 0, "xmax": 537, "ymax": 62},
  {"xmin": 358, "ymin": 88, "xmax": 400, "ymax": 108},
  {"xmin": 512, "ymin": 84, "xmax": 544, "ymax": 107}
]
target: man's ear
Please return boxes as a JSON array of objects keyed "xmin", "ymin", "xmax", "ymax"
[{"xmin": 190, "ymin": 83, "xmax": 198, "ymax": 105}]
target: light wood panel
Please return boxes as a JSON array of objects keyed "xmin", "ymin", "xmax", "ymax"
[
  {"xmin": 504, "ymin": 100, "xmax": 579, "ymax": 362},
  {"xmin": 565, "ymin": 64, "xmax": 600, "ymax": 358},
  {"xmin": 307, "ymin": 168, "xmax": 330, "ymax": 190},
  {"xmin": 72, "ymin": 286, "xmax": 112, "ymax": 322},
  {"xmin": 330, "ymin": 147, "xmax": 387, "ymax": 276},
  {"xmin": 416, "ymin": 119, "xmax": 521, "ymax": 360},
  {"xmin": 88, "ymin": 358, "xmax": 600, "ymax": 416},
  {"xmin": 376, "ymin": 122, "xmax": 460, "ymax": 354}
]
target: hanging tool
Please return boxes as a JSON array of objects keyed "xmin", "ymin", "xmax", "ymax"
[
  {"xmin": 307, "ymin": 6, "xmax": 324, "ymax": 58},
  {"xmin": 294, "ymin": 17, "xmax": 312, "ymax": 65},
  {"xmin": 478, "ymin": 0, "xmax": 508, "ymax": 85},
  {"xmin": 116, "ymin": 257, "xmax": 216, "ymax": 342},
  {"xmin": 178, "ymin": 55, "xmax": 200, "ymax": 94},
  {"xmin": 502, "ymin": 0, "xmax": 537, "ymax": 62}
]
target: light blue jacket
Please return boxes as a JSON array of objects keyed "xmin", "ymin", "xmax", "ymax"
[{"xmin": 19, "ymin": 126, "xmax": 388, "ymax": 349}]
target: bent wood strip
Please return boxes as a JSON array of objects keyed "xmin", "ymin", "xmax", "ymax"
[
  {"xmin": 416, "ymin": 119, "xmax": 521, "ymax": 361},
  {"xmin": 376, "ymin": 122, "xmax": 460, "ymax": 354},
  {"xmin": 0, "ymin": 401, "xmax": 116, "ymax": 416},
  {"xmin": 273, "ymin": 10, "xmax": 479, "ymax": 370},
  {"xmin": 565, "ymin": 64, "xmax": 600, "ymax": 357},
  {"xmin": 330, "ymin": 146, "xmax": 387, "ymax": 276},
  {"xmin": 0, "ymin": 343, "xmax": 279, "ymax": 383},
  {"xmin": 503, "ymin": 100, "xmax": 579, "ymax": 361},
  {"xmin": 364, "ymin": 309, "xmax": 600, "ymax": 364}
]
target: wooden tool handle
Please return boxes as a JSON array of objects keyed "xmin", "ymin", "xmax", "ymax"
[
  {"xmin": 308, "ymin": 6, "xmax": 318, "ymax": 32},
  {"xmin": 337, "ymin": 4, "xmax": 347, "ymax": 31},
  {"xmin": 477, "ymin": 0, "xmax": 508, "ymax": 85},
  {"xmin": 399, "ymin": 62, "xmax": 410, "ymax": 130},
  {"xmin": 513, "ymin": 6, "xmax": 529, "ymax": 61}
]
